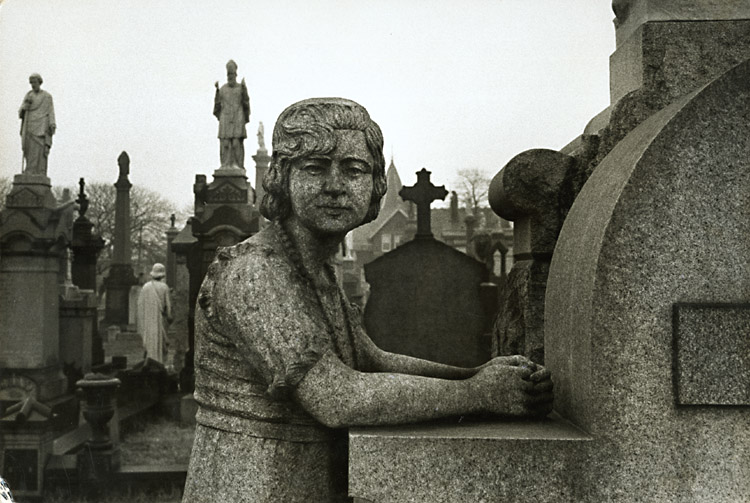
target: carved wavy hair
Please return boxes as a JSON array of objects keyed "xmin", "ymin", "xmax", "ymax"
[{"xmin": 260, "ymin": 97, "xmax": 387, "ymax": 224}]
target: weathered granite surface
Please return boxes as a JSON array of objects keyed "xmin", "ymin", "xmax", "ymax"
[
  {"xmin": 611, "ymin": 19, "xmax": 750, "ymax": 104},
  {"xmin": 545, "ymin": 58, "xmax": 750, "ymax": 500},
  {"xmin": 613, "ymin": 0, "xmax": 750, "ymax": 46},
  {"xmin": 488, "ymin": 149, "xmax": 575, "ymax": 364},
  {"xmin": 674, "ymin": 303, "xmax": 750, "ymax": 406},
  {"xmin": 349, "ymin": 415, "xmax": 592, "ymax": 503}
]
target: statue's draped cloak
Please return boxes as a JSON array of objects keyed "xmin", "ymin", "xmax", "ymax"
[
  {"xmin": 136, "ymin": 280, "xmax": 172, "ymax": 364},
  {"xmin": 19, "ymin": 89, "xmax": 55, "ymax": 175},
  {"xmin": 214, "ymin": 83, "xmax": 249, "ymax": 139}
]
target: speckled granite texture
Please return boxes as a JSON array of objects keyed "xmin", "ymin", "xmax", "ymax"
[
  {"xmin": 613, "ymin": 0, "xmax": 750, "ymax": 46},
  {"xmin": 183, "ymin": 224, "xmax": 359, "ymax": 502},
  {"xmin": 488, "ymin": 149, "xmax": 576, "ymax": 364},
  {"xmin": 349, "ymin": 414, "xmax": 591, "ymax": 503},
  {"xmin": 545, "ymin": 58, "xmax": 750, "ymax": 500},
  {"xmin": 185, "ymin": 424, "xmax": 347, "ymax": 502},
  {"xmin": 610, "ymin": 20, "xmax": 750, "ymax": 104},
  {"xmin": 674, "ymin": 303, "xmax": 750, "ymax": 406}
]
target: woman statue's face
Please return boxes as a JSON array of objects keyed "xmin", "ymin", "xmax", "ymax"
[{"xmin": 288, "ymin": 129, "xmax": 374, "ymax": 237}]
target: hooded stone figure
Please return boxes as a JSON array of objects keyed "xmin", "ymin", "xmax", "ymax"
[{"xmin": 137, "ymin": 263, "xmax": 173, "ymax": 364}]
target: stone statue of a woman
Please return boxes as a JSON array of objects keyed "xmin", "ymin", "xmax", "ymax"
[{"xmin": 183, "ymin": 97, "xmax": 553, "ymax": 502}]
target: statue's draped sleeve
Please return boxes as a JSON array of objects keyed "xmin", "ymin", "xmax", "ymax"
[
  {"xmin": 213, "ymin": 87, "xmax": 221, "ymax": 120},
  {"xmin": 242, "ymin": 83, "xmax": 250, "ymax": 124}
]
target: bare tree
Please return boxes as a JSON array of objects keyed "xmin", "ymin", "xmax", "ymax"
[
  {"xmin": 61, "ymin": 182, "xmax": 180, "ymax": 276},
  {"xmin": 0, "ymin": 177, "xmax": 12, "ymax": 208},
  {"xmin": 3, "ymin": 177, "xmax": 184, "ymax": 278},
  {"xmin": 453, "ymin": 168, "xmax": 492, "ymax": 215}
]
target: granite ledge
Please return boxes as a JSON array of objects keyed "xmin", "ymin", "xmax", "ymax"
[
  {"xmin": 349, "ymin": 413, "xmax": 592, "ymax": 503},
  {"xmin": 349, "ymin": 412, "xmax": 591, "ymax": 441}
]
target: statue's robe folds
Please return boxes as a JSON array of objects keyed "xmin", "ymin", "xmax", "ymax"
[
  {"xmin": 214, "ymin": 83, "xmax": 249, "ymax": 139},
  {"xmin": 183, "ymin": 223, "xmax": 366, "ymax": 503},
  {"xmin": 19, "ymin": 90, "xmax": 55, "ymax": 175}
]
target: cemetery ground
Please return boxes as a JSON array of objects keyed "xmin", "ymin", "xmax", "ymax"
[{"xmin": 45, "ymin": 394, "xmax": 194, "ymax": 502}]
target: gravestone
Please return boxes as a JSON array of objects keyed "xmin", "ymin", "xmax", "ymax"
[
  {"xmin": 70, "ymin": 178, "xmax": 106, "ymax": 365},
  {"xmin": 128, "ymin": 283, "xmax": 142, "ymax": 326},
  {"xmin": 543, "ymin": 58, "xmax": 750, "ymax": 500},
  {"xmin": 104, "ymin": 152, "xmax": 138, "ymax": 327},
  {"xmin": 59, "ymin": 248, "xmax": 98, "ymax": 389},
  {"xmin": 364, "ymin": 169, "xmax": 494, "ymax": 367}
]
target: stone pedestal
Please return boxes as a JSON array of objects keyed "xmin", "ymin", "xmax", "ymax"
[
  {"xmin": 70, "ymin": 208, "xmax": 105, "ymax": 366},
  {"xmin": 71, "ymin": 217, "xmax": 104, "ymax": 291},
  {"xmin": 0, "ymin": 174, "xmax": 74, "ymax": 401},
  {"xmin": 612, "ymin": 0, "xmax": 750, "ymax": 47},
  {"xmin": 349, "ymin": 415, "xmax": 591, "ymax": 503},
  {"xmin": 104, "ymin": 263, "xmax": 138, "ymax": 327},
  {"xmin": 0, "ymin": 174, "xmax": 78, "ymax": 499},
  {"xmin": 178, "ymin": 167, "xmax": 258, "ymax": 391},
  {"xmin": 59, "ymin": 288, "xmax": 98, "ymax": 378},
  {"xmin": 166, "ymin": 218, "xmax": 179, "ymax": 288}
]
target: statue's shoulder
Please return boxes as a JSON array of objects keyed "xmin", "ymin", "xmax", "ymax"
[
  {"xmin": 206, "ymin": 226, "xmax": 289, "ymax": 292},
  {"xmin": 36, "ymin": 90, "xmax": 53, "ymax": 102},
  {"xmin": 200, "ymin": 226, "xmax": 291, "ymax": 317}
]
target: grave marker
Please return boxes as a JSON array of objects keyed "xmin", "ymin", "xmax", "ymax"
[
  {"xmin": 398, "ymin": 168, "xmax": 447, "ymax": 239},
  {"xmin": 365, "ymin": 169, "xmax": 493, "ymax": 367},
  {"xmin": 104, "ymin": 152, "xmax": 138, "ymax": 327}
]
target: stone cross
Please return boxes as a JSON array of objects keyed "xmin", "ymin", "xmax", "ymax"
[{"xmin": 399, "ymin": 168, "xmax": 448, "ymax": 239}]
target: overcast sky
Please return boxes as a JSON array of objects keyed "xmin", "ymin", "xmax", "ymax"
[{"xmin": 0, "ymin": 0, "xmax": 616, "ymax": 214}]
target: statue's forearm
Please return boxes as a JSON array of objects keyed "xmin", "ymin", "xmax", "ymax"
[
  {"xmin": 356, "ymin": 330, "xmax": 476, "ymax": 379},
  {"xmin": 294, "ymin": 351, "xmax": 480, "ymax": 428},
  {"xmin": 371, "ymin": 349, "xmax": 476, "ymax": 379}
]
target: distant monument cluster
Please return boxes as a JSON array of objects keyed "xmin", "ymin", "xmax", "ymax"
[
  {"xmin": 0, "ymin": 61, "xmax": 270, "ymax": 499},
  {"xmin": 2, "ymin": 3, "xmax": 750, "ymax": 498}
]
